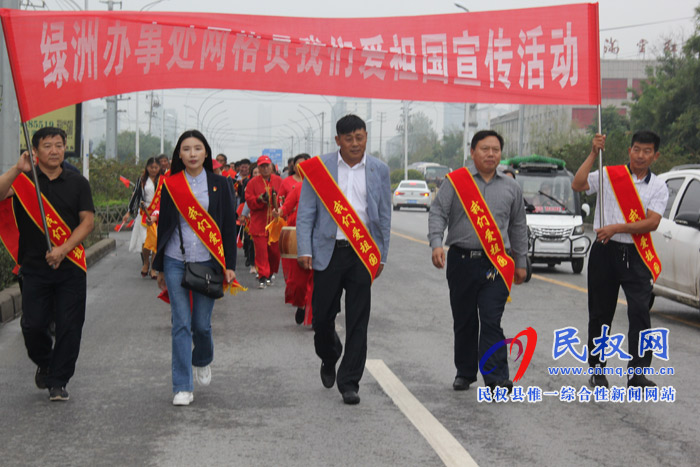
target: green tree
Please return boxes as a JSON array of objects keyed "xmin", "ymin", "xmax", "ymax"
[
  {"xmin": 392, "ymin": 111, "xmax": 439, "ymax": 167},
  {"xmin": 433, "ymin": 129, "xmax": 464, "ymax": 170},
  {"xmin": 630, "ymin": 5, "xmax": 700, "ymax": 163},
  {"xmin": 94, "ymin": 131, "xmax": 173, "ymax": 162}
]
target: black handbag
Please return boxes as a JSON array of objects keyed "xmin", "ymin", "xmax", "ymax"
[{"xmin": 178, "ymin": 224, "xmax": 224, "ymax": 299}]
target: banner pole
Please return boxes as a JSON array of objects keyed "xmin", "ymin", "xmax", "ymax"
[
  {"xmin": 22, "ymin": 122, "xmax": 53, "ymax": 253},
  {"xmin": 597, "ymin": 104, "xmax": 604, "ymax": 227}
]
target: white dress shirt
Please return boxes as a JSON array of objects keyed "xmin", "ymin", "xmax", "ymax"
[
  {"xmin": 587, "ymin": 167, "xmax": 669, "ymax": 244},
  {"xmin": 336, "ymin": 151, "xmax": 368, "ymax": 240}
]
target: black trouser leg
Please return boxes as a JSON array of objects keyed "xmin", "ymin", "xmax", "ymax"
[
  {"xmin": 21, "ymin": 268, "xmax": 86, "ymax": 388},
  {"xmin": 312, "ymin": 249, "xmax": 345, "ymax": 366},
  {"xmin": 620, "ymin": 248, "xmax": 654, "ymax": 369},
  {"xmin": 476, "ymin": 275, "xmax": 510, "ymax": 383},
  {"xmin": 446, "ymin": 249, "xmax": 480, "ymax": 380},
  {"xmin": 336, "ymin": 252, "xmax": 371, "ymax": 393},
  {"xmin": 587, "ymin": 241, "xmax": 621, "ymax": 368},
  {"xmin": 20, "ymin": 270, "xmax": 55, "ymax": 371}
]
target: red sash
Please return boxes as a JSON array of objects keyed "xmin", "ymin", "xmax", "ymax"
[
  {"xmin": 11, "ymin": 173, "xmax": 87, "ymax": 272},
  {"xmin": 141, "ymin": 175, "xmax": 165, "ymax": 225},
  {"xmin": 0, "ymin": 198, "xmax": 20, "ymax": 274},
  {"xmin": 447, "ymin": 168, "xmax": 515, "ymax": 291},
  {"xmin": 606, "ymin": 165, "xmax": 662, "ymax": 282},
  {"xmin": 164, "ymin": 171, "xmax": 226, "ymax": 269},
  {"xmin": 163, "ymin": 171, "xmax": 246, "ymax": 295},
  {"xmin": 297, "ymin": 157, "xmax": 381, "ymax": 282}
]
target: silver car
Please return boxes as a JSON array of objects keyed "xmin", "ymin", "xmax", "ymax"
[{"xmin": 392, "ymin": 180, "xmax": 432, "ymax": 211}]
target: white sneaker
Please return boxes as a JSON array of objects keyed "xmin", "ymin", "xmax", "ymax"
[
  {"xmin": 269, "ymin": 274, "xmax": 276, "ymax": 285},
  {"xmin": 173, "ymin": 391, "xmax": 193, "ymax": 406},
  {"xmin": 194, "ymin": 365, "xmax": 211, "ymax": 386}
]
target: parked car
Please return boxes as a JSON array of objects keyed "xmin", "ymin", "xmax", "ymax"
[
  {"xmin": 650, "ymin": 166, "xmax": 700, "ymax": 311},
  {"xmin": 501, "ymin": 155, "xmax": 591, "ymax": 274},
  {"xmin": 392, "ymin": 180, "xmax": 432, "ymax": 211}
]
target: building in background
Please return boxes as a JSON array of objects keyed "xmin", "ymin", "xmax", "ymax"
[{"xmin": 492, "ymin": 59, "xmax": 655, "ymax": 157}]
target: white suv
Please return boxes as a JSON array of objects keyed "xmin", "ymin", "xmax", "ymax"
[{"xmin": 651, "ymin": 166, "xmax": 700, "ymax": 310}]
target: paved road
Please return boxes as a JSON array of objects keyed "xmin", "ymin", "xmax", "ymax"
[{"xmin": 0, "ymin": 212, "xmax": 698, "ymax": 466}]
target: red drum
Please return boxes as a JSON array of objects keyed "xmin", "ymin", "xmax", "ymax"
[{"xmin": 279, "ymin": 226, "xmax": 297, "ymax": 259}]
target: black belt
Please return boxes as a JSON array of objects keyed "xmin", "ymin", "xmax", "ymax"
[
  {"xmin": 335, "ymin": 239, "xmax": 351, "ymax": 248},
  {"xmin": 450, "ymin": 245, "xmax": 484, "ymax": 258}
]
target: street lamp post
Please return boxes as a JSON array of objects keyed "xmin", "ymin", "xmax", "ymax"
[
  {"xmin": 299, "ymin": 104, "xmax": 324, "ymax": 155},
  {"xmin": 454, "ymin": 3, "xmax": 471, "ymax": 165}
]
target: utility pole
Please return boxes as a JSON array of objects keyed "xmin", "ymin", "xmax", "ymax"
[
  {"xmin": 377, "ymin": 111, "xmax": 386, "ymax": 160},
  {"xmin": 134, "ymin": 92, "xmax": 140, "ymax": 163},
  {"xmin": 103, "ymin": 0, "xmax": 121, "ymax": 159},
  {"xmin": 403, "ymin": 101, "xmax": 409, "ymax": 180}
]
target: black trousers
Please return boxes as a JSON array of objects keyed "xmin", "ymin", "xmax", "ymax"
[
  {"xmin": 312, "ymin": 244, "xmax": 372, "ymax": 393},
  {"xmin": 20, "ymin": 266, "xmax": 87, "ymax": 388},
  {"xmin": 446, "ymin": 247, "xmax": 510, "ymax": 384},
  {"xmin": 587, "ymin": 240, "xmax": 653, "ymax": 369}
]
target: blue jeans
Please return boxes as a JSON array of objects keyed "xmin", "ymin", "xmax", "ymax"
[{"xmin": 163, "ymin": 256, "xmax": 216, "ymax": 393}]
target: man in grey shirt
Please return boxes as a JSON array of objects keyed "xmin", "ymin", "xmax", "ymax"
[{"xmin": 428, "ymin": 130, "xmax": 528, "ymax": 393}]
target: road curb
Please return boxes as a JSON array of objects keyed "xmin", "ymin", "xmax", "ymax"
[{"xmin": 0, "ymin": 237, "xmax": 116, "ymax": 326}]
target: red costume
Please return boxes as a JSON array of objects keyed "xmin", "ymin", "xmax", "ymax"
[
  {"xmin": 280, "ymin": 182, "xmax": 313, "ymax": 325},
  {"xmin": 245, "ymin": 172, "xmax": 283, "ymax": 279}
]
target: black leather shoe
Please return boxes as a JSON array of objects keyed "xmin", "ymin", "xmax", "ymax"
[
  {"xmin": 627, "ymin": 373, "xmax": 656, "ymax": 388},
  {"xmin": 342, "ymin": 390, "xmax": 360, "ymax": 405},
  {"xmin": 320, "ymin": 361, "xmax": 336, "ymax": 389},
  {"xmin": 589, "ymin": 374, "xmax": 609, "ymax": 388},
  {"xmin": 452, "ymin": 376, "xmax": 474, "ymax": 391},
  {"xmin": 295, "ymin": 307, "xmax": 305, "ymax": 325},
  {"xmin": 486, "ymin": 379, "xmax": 513, "ymax": 394}
]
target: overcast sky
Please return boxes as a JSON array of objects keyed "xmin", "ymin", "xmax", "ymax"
[{"xmin": 36, "ymin": 0, "xmax": 699, "ymax": 159}]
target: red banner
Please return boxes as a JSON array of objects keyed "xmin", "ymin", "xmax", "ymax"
[{"xmin": 0, "ymin": 4, "xmax": 600, "ymax": 121}]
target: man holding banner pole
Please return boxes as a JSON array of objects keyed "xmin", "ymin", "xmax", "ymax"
[
  {"xmin": 572, "ymin": 131, "xmax": 668, "ymax": 389},
  {"xmin": 429, "ymin": 130, "xmax": 528, "ymax": 393},
  {"xmin": 296, "ymin": 115, "xmax": 391, "ymax": 405},
  {"xmin": 0, "ymin": 126, "xmax": 95, "ymax": 402}
]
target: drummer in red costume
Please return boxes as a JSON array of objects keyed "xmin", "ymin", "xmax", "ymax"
[
  {"xmin": 278, "ymin": 153, "xmax": 312, "ymax": 325},
  {"xmin": 278, "ymin": 153, "xmax": 309, "ymax": 281},
  {"xmin": 245, "ymin": 155, "xmax": 282, "ymax": 289}
]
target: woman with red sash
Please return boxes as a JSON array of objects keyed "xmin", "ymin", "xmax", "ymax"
[
  {"xmin": 123, "ymin": 157, "xmax": 162, "ymax": 279},
  {"xmin": 153, "ymin": 130, "xmax": 237, "ymax": 407},
  {"xmin": 278, "ymin": 153, "xmax": 312, "ymax": 325}
]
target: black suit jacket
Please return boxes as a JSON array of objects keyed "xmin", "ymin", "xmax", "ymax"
[{"xmin": 153, "ymin": 170, "xmax": 237, "ymax": 272}]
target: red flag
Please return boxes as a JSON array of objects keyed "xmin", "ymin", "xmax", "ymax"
[
  {"xmin": 126, "ymin": 219, "xmax": 135, "ymax": 228},
  {"xmin": 119, "ymin": 176, "xmax": 132, "ymax": 188},
  {"xmin": 114, "ymin": 222, "xmax": 125, "ymax": 232},
  {"xmin": 236, "ymin": 228, "xmax": 243, "ymax": 248}
]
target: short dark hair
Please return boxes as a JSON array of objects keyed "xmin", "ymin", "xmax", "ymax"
[
  {"xmin": 238, "ymin": 158, "xmax": 251, "ymax": 165},
  {"xmin": 155, "ymin": 153, "xmax": 169, "ymax": 163},
  {"xmin": 336, "ymin": 114, "xmax": 366, "ymax": 135},
  {"xmin": 290, "ymin": 153, "xmax": 310, "ymax": 175},
  {"xmin": 169, "ymin": 130, "xmax": 213, "ymax": 175},
  {"xmin": 216, "ymin": 153, "xmax": 228, "ymax": 163},
  {"xmin": 631, "ymin": 130, "xmax": 660, "ymax": 152},
  {"xmin": 470, "ymin": 130, "xmax": 504, "ymax": 150},
  {"xmin": 32, "ymin": 127, "xmax": 66, "ymax": 149}
]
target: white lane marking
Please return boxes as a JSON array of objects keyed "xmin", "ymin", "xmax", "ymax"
[{"xmin": 366, "ymin": 359, "xmax": 479, "ymax": 467}]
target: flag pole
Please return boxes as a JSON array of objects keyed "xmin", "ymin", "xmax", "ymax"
[
  {"xmin": 21, "ymin": 123, "xmax": 53, "ymax": 253},
  {"xmin": 597, "ymin": 106, "xmax": 604, "ymax": 228}
]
